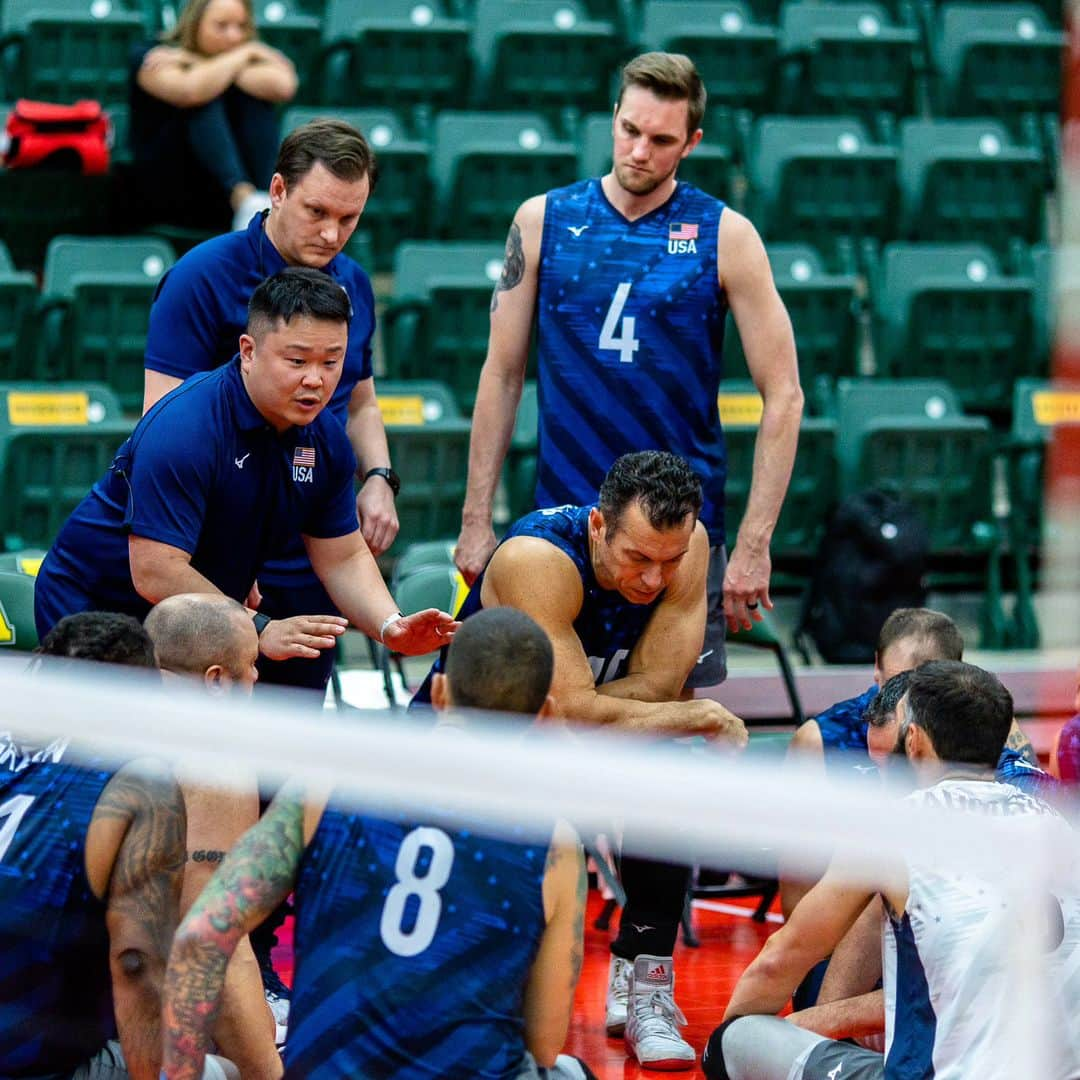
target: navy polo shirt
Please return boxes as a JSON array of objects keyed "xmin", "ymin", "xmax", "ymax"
[
  {"xmin": 143, "ymin": 210, "xmax": 376, "ymax": 588},
  {"xmin": 34, "ymin": 359, "xmax": 359, "ymax": 631}
]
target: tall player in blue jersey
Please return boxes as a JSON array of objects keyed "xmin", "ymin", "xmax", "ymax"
[
  {"xmin": 421, "ymin": 452, "xmax": 748, "ymax": 1069},
  {"xmin": 456, "ymin": 51, "xmax": 802, "ymax": 668},
  {"xmin": 0, "ymin": 611, "xmax": 235, "ymax": 1080},
  {"xmin": 161, "ymin": 607, "xmax": 595, "ymax": 1080}
]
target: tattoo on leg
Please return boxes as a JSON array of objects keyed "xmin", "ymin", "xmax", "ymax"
[{"xmin": 490, "ymin": 222, "xmax": 524, "ymax": 313}]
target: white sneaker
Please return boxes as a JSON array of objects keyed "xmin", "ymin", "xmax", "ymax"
[
  {"xmin": 605, "ymin": 954, "xmax": 633, "ymax": 1037},
  {"xmin": 233, "ymin": 189, "xmax": 272, "ymax": 231},
  {"xmin": 624, "ymin": 955, "xmax": 695, "ymax": 1071}
]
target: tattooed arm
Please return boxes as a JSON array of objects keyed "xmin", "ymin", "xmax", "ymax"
[
  {"xmin": 162, "ymin": 784, "xmax": 311, "ymax": 1079},
  {"xmin": 523, "ymin": 820, "xmax": 586, "ymax": 1067},
  {"xmin": 455, "ymin": 194, "xmax": 545, "ymax": 584},
  {"xmin": 85, "ymin": 759, "xmax": 187, "ymax": 1080}
]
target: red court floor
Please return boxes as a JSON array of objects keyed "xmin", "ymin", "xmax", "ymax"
[{"xmin": 273, "ymin": 889, "xmax": 780, "ymax": 1078}]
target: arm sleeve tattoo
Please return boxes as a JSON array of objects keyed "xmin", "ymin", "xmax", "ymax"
[
  {"xmin": 490, "ymin": 222, "xmax": 525, "ymax": 313},
  {"xmin": 162, "ymin": 787, "xmax": 306, "ymax": 1079}
]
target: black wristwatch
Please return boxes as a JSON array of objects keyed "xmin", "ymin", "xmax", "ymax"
[
  {"xmin": 363, "ymin": 466, "xmax": 401, "ymax": 496},
  {"xmin": 252, "ymin": 612, "xmax": 272, "ymax": 637}
]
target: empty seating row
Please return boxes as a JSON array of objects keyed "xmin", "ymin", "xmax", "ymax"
[
  {"xmin": 275, "ymin": 108, "xmax": 1051, "ymax": 271},
  {"xmin": 0, "ymin": 0, "xmax": 1061, "ymax": 137}
]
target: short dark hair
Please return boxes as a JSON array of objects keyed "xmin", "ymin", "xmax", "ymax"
[
  {"xmin": 877, "ymin": 608, "xmax": 964, "ymax": 665},
  {"xmin": 903, "ymin": 660, "xmax": 1013, "ymax": 768},
  {"xmin": 598, "ymin": 451, "xmax": 703, "ymax": 537},
  {"xmin": 274, "ymin": 118, "xmax": 378, "ymax": 192},
  {"xmin": 247, "ymin": 267, "xmax": 352, "ymax": 339},
  {"xmin": 36, "ymin": 612, "xmax": 156, "ymax": 668},
  {"xmin": 445, "ymin": 608, "xmax": 553, "ymax": 716},
  {"xmin": 617, "ymin": 52, "xmax": 706, "ymax": 134},
  {"xmin": 864, "ymin": 670, "xmax": 912, "ymax": 729},
  {"xmin": 145, "ymin": 595, "xmax": 252, "ymax": 679}
]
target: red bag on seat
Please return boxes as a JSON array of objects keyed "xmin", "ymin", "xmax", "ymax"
[{"xmin": 1, "ymin": 99, "xmax": 112, "ymax": 174}]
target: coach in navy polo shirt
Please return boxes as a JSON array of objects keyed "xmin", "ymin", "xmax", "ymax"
[
  {"xmin": 36, "ymin": 268, "xmax": 455, "ymax": 664},
  {"xmin": 142, "ymin": 118, "xmax": 399, "ymax": 694}
]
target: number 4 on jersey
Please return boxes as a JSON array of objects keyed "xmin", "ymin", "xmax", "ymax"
[{"xmin": 599, "ymin": 282, "xmax": 640, "ymax": 364}]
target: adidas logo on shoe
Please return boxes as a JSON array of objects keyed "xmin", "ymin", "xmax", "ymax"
[{"xmin": 647, "ymin": 963, "xmax": 668, "ymax": 982}]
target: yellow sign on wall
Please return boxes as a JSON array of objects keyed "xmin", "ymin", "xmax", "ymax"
[
  {"xmin": 7, "ymin": 392, "xmax": 90, "ymax": 426},
  {"xmin": 718, "ymin": 392, "xmax": 764, "ymax": 427},
  {"xmin": 1032, "ymin": 391, "xmax": 1080, "ymax": 426},
  {"xmin": 378, "ymin": 396, "xmax": 426, "ymax": 427}
]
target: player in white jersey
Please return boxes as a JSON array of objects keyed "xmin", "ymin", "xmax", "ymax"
[{"xmin": 703, "ymin": 660, "xmax": 1080, "ymax": 1080}]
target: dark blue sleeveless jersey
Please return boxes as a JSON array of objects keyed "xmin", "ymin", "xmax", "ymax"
[
  {"xmin": 0, "ymin": 735, "xmax": 115, "ymax": 1077},
  {"xmin": 412, "ymin": 504, "xmax": 663, "ymax": 706},
  {"xmin": 536, "ymin": 178, "xmax": 729, "ymax": 545},
  {"xmin": 285, "ymin": 803, "xmax": 548, "ymax": 1078}
]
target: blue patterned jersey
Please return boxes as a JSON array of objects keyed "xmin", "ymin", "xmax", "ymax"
[
  {"xmin": 412, "ymin": 504, "xmax": 663, "ymax": 705},
  {"xmin": 536, "ymin": 178, "xmax": 729, "ymax": 545},
  {"xmin": 285, "ymin": 801, "xmax": 548, "ymax": 1078},
  {"xmin": 0, "ymin": 735, "xmax": 115, "ymax": 1076}
]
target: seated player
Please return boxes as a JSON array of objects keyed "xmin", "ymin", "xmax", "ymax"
[
  {"xmin": 704, "ymin": 660, "xmax": 1080, "ymax": 1080},
  {"xmin": 413, "ymin": 450, "xmax": 747, "ymax": 1070},
  {"xmin": 145, "ymin": 594, "xmax": 283, "ymax": 1073},
  {"xmin": 162, "ymin": 607, "xmax": 595, "ymax": 1079},
  {"xmin": 783, "ymin": 609, "xmax": 1041, "ymax": 914},
  {"xmin": 1, "ymin": 612, "xmax": 234, "ymax": 1079}
]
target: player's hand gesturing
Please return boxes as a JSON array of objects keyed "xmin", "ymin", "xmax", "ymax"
[{"xmin": 382, "ymin": 609, "xmax": 461, "ymax": 655}]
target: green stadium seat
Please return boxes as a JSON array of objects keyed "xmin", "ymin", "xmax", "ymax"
[
  {"xmin": 1000, "ymin": 378, "xmax": 1080, "ymax": 646},
  {"xmin": 472, "ymin": 0, "xmax": 618, "ymax": 114},
  {"xmin": 728, "ymin": 610, "xmax": 804, "ymax": 724},
  {"xmin": 0, "ymin": 570, "xmax": 39, "ymax": 650},
  {"xmin": 0, "ymin": 0, "xmax": 147, "ymax": 104},
  {"xmin": 1031, "ymin": 243, "xmax": 1056, "ymax": 371},
  {"xmin": 255, "ymin": 1, "xmax": 322, "ymax": 104},
  {"xmin": 871, "ymin": 243, "xmax": 1037, "ymax": 414},
  {"xmin": 379, "ymin": 560, "xmax": 469, "ymax": 704},
  {"xmin": 899, "ymin": 119, "xmax": 1044, "ymax": 258},
  {"xmin": 723, "ymin": 243, "xmax": 858, "ymax": 389},
  {"xmin": 0, "ymin": 241, "xmax": 37, "ymax": 374},
  {"xmin": 577, "ymin": 112, "xmax": 733, "ymax": 201},
  {"xmin": 0, "ymin": 420, "xmax": 132, "ymax": 550},
  {"xmin": 0, "ymin": 168, "xmax": 111, "ymax": 271},
  {"xmin": 832, "ymin": 377, "xmax": 993, "ymax": 548},
  {"xmin": 746, "ymin": 117, "xmax": 899, "ymax": 272},
  {"xmin": 37, "ymin": 236, "xmax": 175, "ymax": 413},
  {"xmin": 935, "ymin": 4, "xmax": 1063, "ymax": 134},
  {"xmin": 283, "ymin": 107, "xmax": 431, "ymax": 269},
  {"xmin": 504, "ymin": 380, "xmax": 538, "ymax": 522},
  {"xmin": 392, "ymin": 539, "xmax": 458, "ymax": 580},
  {"xmin": 778, "ymin": 2, "xmax": 919, "ymax": 126},
  {"xmin": 383, "ymin": 242, "xmax": 504, "ymax": 411},
  {"xmin": 432, "ymin": 112, "xmax": 576, "ymax": 239},
  {"xmin": 639, "ymin": 0, "xmax": 779, "ymax": 118},
  {"xmin": 384, "ymin": 420, "xmax": 472, "ymax": 555},
  {"xmin": 321, "ymin": 0, "xmax": 470, "ymax": 111},
  {"xmin": 719, "ymin": 383, "xmax": 837, "ymax": 570}
]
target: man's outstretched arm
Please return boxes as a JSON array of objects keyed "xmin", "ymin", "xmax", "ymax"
[{"xmin": 162, "ymin": 787, "xmax": 307, "ymax": 1080}]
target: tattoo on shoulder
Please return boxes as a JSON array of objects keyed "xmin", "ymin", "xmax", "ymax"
[
  {"xmin": 1006, "ymin": 726, "xmax": 1038, "ymax": 765},
  {"xmin": 490, "ymin": 222, "xmax": 524, "ymax": 313}
]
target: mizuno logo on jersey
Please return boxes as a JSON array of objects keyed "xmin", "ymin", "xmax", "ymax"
[
  {"xmin": 568, "ymin": 224, "xmax": 589, "ymax": 237},
  {"xmin": 668, "ymin": 221, "xmax": 698, "ymax": 255}
]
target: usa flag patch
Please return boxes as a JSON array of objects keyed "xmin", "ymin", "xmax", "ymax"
[
  {"xmin": 669, "ymin": 222, "xmax": 699, "ymax": 241},
  {"xmin": 293, "ymin": 447, "xmax": 315, "ymax": 467}
]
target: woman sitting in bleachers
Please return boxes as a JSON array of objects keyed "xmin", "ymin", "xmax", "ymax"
[{"xmin": 129, "ymin": 0, "xmax": 297, "ymax": 232}]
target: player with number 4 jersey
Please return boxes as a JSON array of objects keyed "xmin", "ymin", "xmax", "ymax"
[{"xmin": 163, "ymin": 609, "xmax": 595, "ymax": 1080}]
